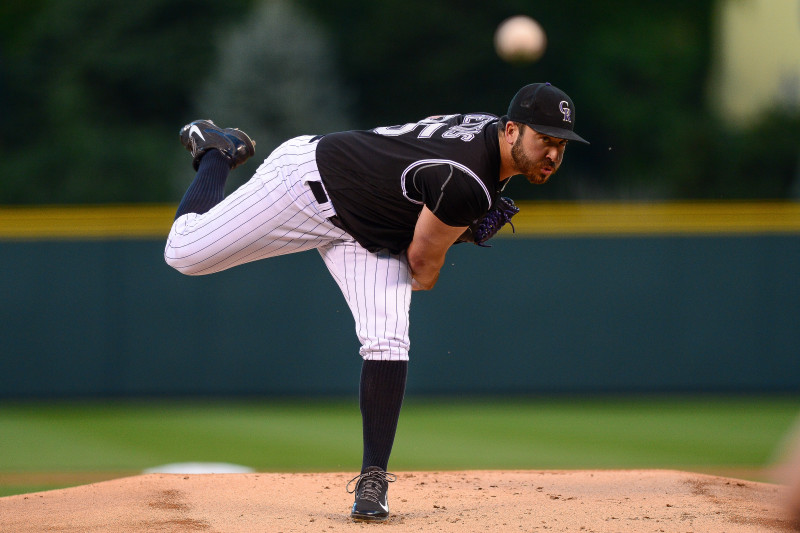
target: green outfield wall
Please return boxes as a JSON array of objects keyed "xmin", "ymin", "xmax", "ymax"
[{"xmin": 1, "ymin": 203, "xmax": 798, "ymax": 397}]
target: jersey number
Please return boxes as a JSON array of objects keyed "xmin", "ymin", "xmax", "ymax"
[{"xmin": 374, "ymin": 114, "xmax": 494, "ymax": 142}]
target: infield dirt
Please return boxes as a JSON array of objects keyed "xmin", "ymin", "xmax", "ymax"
[{"xmin": 1, "ymin": 470, "xmax": 797, "ymax": 532}]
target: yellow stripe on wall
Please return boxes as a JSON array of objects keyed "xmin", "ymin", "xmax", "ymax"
[
  {"xmin": 0, "ymin": 205, "xmax": 176, "ymax": 239},
  {"xmin": 509, "ymin": 201, "xmax": 800, "ymax": 236},
  {"xmin": 0, "ymin": 202, "xmax": 799, "ymax": 240}
]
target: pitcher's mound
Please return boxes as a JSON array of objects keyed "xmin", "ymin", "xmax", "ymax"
[{"xmin": 1, "ymin": 470, "xmax": 797, "ymax": 532}]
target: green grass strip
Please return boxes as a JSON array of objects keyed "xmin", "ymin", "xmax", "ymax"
[{"xmin": 0, "ymin": 395, "xmax": 797, "ymax": 497}]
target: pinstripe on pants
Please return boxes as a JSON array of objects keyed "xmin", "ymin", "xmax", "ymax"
[{"xmin": 165, "ymin": 136, "xmax": 413, "ymax": 361}]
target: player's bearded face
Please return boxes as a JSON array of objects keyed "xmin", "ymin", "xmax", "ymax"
[{"xmin": 511, "ymin": 128, "xmax": 565, "ymax": 185}]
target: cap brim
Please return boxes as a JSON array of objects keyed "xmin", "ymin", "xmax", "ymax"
[{"xmin": 528, "ymin": 124, "xmax": 590, "ymax": 145}]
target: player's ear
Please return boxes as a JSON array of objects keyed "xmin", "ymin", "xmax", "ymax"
[{"xmin": 503, "ymin": 120, "xmax": 521, "ymax": 144}]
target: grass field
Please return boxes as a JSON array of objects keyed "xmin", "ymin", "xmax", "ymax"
[{"xmin": 1, "ymin": 394, "xmax": 798, "ymax": 497}]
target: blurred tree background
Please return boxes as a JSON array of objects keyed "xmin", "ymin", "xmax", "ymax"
[{"xmin": 0, "ymin": 0, "xmax": 798, "ymax": 204}]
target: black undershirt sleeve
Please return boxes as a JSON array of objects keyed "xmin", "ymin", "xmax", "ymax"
[{"xmin": 416, "ymin": 163, "xmax": 490, "ymax": 227}]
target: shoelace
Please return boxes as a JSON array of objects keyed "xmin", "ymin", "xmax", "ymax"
[{"xmin": 346, "ymin": 470, "xmax": 397, "ymax": 503}]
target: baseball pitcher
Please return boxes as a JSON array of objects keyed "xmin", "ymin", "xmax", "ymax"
[{"xmin": 165, "ymin": 82, "xmax": 588, "ymax": 521}]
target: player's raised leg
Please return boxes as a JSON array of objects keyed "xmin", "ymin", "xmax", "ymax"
[{"xmin": 165, "ymin": 127, "xmax": 345, "ymax": 275}]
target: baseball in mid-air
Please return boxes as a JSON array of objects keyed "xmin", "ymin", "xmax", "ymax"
[{"xmin": 494, "ymin": 15, "xmax": 547, "ymax": 63}]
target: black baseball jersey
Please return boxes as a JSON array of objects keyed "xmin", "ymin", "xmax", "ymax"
[{"xmin": 316, "ymin": 113, "xmax": 503, "ymax": 254}]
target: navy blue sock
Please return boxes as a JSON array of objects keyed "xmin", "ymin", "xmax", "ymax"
[
  {"xmin": 174, "ymin": 150, "xmax": 231, "ymax": 220},
  {"xmin": 360, "ymin": 360, "xmax": 408, "ymax": 473}
]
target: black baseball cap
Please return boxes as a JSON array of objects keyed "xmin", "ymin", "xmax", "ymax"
[{"xmin": 507, "ymin": 82, "xmax": 589, "ymax": 144}]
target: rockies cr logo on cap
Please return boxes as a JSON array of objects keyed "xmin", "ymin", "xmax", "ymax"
[{"xmin": 558, "ymin": 101, "xmax": 572, "ymax": 123}]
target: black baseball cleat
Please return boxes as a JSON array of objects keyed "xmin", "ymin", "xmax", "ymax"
[
  {"xmin": 179, "ymin": 119, "xmax": 255, "ymax": 171},
  {"xmin": 347, "ymin": 466, "xmax": 397, "ymax": 522}
]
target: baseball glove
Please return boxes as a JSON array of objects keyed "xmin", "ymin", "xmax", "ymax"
[{"xmin": 455, "ymin": 196, "xmax": 520, "ymax": 247}]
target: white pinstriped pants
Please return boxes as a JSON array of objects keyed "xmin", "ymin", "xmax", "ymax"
[{"xmin": 165, "ymin": 136, "xmax": 412, "ymax": 361}]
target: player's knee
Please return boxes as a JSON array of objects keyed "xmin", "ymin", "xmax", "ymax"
[
  {"xmin": 164, "ymin": 253, "xmax": 199, "ymax": 275},
  {"xmin": 163, "ymin": 245, "xmax": 206, "ymax": 276}
]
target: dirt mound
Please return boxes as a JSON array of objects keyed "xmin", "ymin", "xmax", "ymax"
[{"xmin": 1, "ymin": 470, "xmax": 797, "ymax": 532}]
